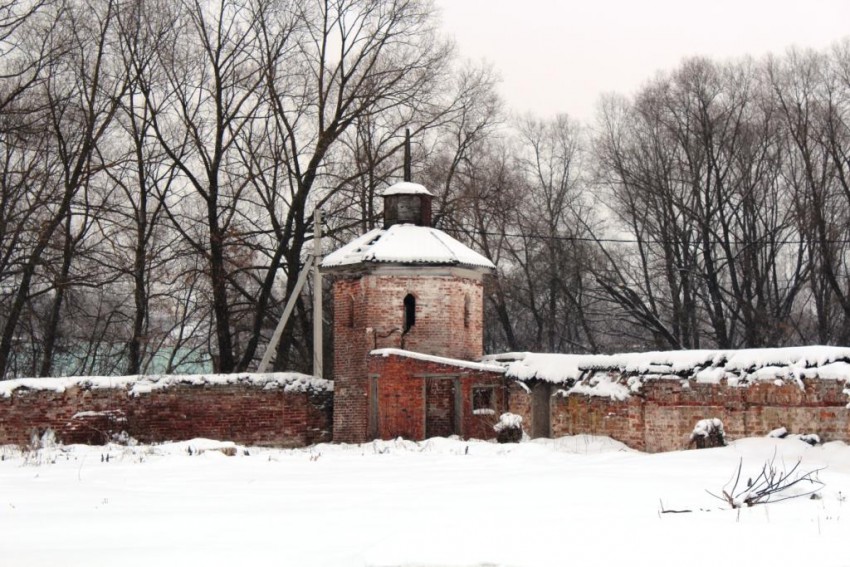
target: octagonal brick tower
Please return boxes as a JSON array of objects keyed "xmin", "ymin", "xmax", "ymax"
[{"xmin": 321, "ymin": 182, "xmax": 496, "ymax": 443}]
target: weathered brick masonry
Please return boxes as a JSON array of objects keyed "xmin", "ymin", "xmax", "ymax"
[
  {"xmin": 549, "ymin": 391, "xmax": 645, "ymax": 449},
  {"xmin": 0, "ymin": 375, "xmax": 332, "ymax": 447},
  {"xmin": 321, "ymin": 180, "xmax": 495, "ymax": 444},
  {"xmin": 367, "ymin": 351, "xmax": 506, "ymax": 441},
  {"xmin": 506, "ymin": 382, "xmax": 532, "ymax": 430},
  {"xmin": 533, "ymin": 378, "xmax": 850, "ymax": 453},
  {"xmin": 5, "ymin": 361, "xmax": 848, "ymax": 452},
  {"xmin": 332, "ymin": 271, "xmax": 486, "ymax": 443}
]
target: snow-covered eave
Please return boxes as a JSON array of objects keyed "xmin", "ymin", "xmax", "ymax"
[
  {"xmin": 320, "ymin": 225, "xmax": 496, "ymax": 272},
  {"xmin": 321, "ymin": 258, "xmax": 496, "ymax": 274},
  {"xmin": 370, "ymin": 348, "xmax": 506, "ymax": 373},
  {"xmin": 0, "ymin": 372, "xmax": 333, "ymax": 399},
  {"xmin": 381, "ymin": 181, "xmax": 433, "ymax": 196}
]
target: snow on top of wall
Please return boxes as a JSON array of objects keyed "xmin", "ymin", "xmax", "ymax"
[
  {"xmin": 381, "ymin": 182, "xmax": 433, "ymax": 196},
  {"xmin": 0, "ymin": 372, "xmax": 332, "ymax": 399},
  {"xmin": 371, "ymin": 348, "xmax": 506, "ymax": 373},
  {"xmin": 493, "ymin": 346, "xmax": 850, "ymax": 383},
  {"xmin": 557, "ymin": 373, "xmax": 636, "ymax": 401},
  {"xmin": 487, "ymin": 350, "xmax": 729, "ymax": 383},
  {"xmin": 486, "ymin": 346, "xmax": 850, "ymax": 400},
  {"xmin": 321, "ymin": 225, "xmax": 496, "ymax": 270},
  {"xmin": 812, "ymin": 361, "xmax": 850, "ymax": 380}
]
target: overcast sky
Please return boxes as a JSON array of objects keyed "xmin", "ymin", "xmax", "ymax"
[{"xmin": 435, "ymin": 0, "xmax": 850, "ymax": 122}]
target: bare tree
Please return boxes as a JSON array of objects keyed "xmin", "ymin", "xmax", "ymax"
[
  {"xmin": 504, "ymin": 115, "xmax": 600, "ymax": 352},
  {"xmin": 0, "ymin": 0, "xmax": 128, "ymax": 378},
  {"xmin": 596, "ymin": 58, "xmax": 808, "ymax": 350},
  {"xmin": 236, "ymin": 0, "xmax": 453, "ymax": 371},
  {"xmin": 0, "ymin": 0, "xmax": 55, "ymax": 115},
  {"xmin": 133, "ymin": 0, "xmax": 272, "ymax": 373}
]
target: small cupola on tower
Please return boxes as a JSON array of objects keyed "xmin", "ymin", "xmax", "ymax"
[
  {"xmin": 381, "ymin": 127, "xmax": 432, "ymax": 228},
  {"xmin": 382, "ymin": 182, "xmax": 433, "ymax": 228}
]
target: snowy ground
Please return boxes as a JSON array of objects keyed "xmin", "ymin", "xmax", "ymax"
[{"xmin": 2, "ymin": 435, "xmax": 849, "ymax": 567}]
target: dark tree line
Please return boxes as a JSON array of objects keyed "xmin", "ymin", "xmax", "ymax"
[
  {"xmin": 1, "ymin": 0, "xmax": 850, "ymax": 379},
  {"xmin": 0, "ymin": 0, "xmax": 465, "ymax": 378},
  {"xmin": 422, "ymin": 48, "xmax": 850, "ymax": 354},
  {"xmin": 588, "ymin": 51, "xmax": 850, "ymax": 350}
]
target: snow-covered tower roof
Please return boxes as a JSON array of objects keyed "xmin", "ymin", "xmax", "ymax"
[{"xmin": 321, "ymin": 224, "xmax": 495, "ymax": 271}]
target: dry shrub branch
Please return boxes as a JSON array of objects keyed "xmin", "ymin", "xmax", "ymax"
[{"xmin": 708, "ymin": 452, "xmax": 825, "ymax": 508}]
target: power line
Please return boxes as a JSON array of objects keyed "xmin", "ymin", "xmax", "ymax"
[
  {"xmin": 438, "ymin": 227, "xmax": 832, "ymax": 246},
  {"xmin": 331, "ymin": 215, "xmax": 850, "ymax": 246}
]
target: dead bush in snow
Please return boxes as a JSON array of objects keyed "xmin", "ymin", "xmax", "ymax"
[
  {"xmin": 20, "ymin": 429, "xmax": 59, "ymax": 466},
  {"xmin": 708, "ymin": 453, "xmax": 825, "ymax": 508},
  {"xmin": 689, "ymin": 418, "xmax": 726, "ymax": 449},
  {"xmin": 494, "ymin": 413, "xmax": 523, "ymax": 443}
]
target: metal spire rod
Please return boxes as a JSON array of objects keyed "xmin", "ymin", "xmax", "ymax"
[{"xmin": 403, "ymin": 128, "xmax": 411, "ymax": 182}]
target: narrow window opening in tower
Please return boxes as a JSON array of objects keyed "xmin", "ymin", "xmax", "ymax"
[
  {"xmin": 347, "ymin": 295, "xmax": 355, "ymax": 328},
  {"xmin": 403, "ymin": 294, "xmax": 416, "ymax": 333},
  {"xmin": 463, "ymin": 294, "xmax": 471, "ymax": 328}
]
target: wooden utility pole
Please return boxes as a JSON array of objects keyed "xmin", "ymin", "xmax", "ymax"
[
  {"xmin": 312, "ymin": 208, "xmax": 323, "ymax": 379},
  {"xmin": 257, "ymin": 256, "xmax": 314, "ymax": 373},
  {"xmin": 257, "ymin": 209, "xmax": 323, "ymax": 375}
]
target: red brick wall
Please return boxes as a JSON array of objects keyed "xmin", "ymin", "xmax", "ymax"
[
  {"xmin": 507, "ymin": 382, "xmax": 532, "ymax": 433},
  {"xmin": 371, "ymin": 354, "xmax": 426, "ymax": 439},
  {"xmin": 458, "ymin": 374, "xmax": 506, "ymax": 440},
  {"xmin": 550, "ymin": 392, "xmax": 645, "ymax": 449},
  {"xmin": 332, "ymin": 277, "xmax": 370, "ymax": 443},
  {"xmin": 641, "ymin": 379, "xmax": 850, "ymax": 452},
  {"xmin": 367, "ymin": 352, "xmax": 505, "ymax": 441},
  {"xmin": 0, "ymin": 383, "xmax": 332, "ymax": 447},
  {"xmin": 538, "ymin": 377, "xmax": 850, "ymax": 453},
  {"xmin": 363, "ymin": 274, "xmax": 485, "ymax": 361},
  {"xmin": 331, "ymin": 271, "xmax": 486, "ymax": 443}
]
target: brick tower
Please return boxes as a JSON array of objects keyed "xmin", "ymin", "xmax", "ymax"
[{"xmin": 321, "ymin": 182, "xmax": 496, "ymax": 443}]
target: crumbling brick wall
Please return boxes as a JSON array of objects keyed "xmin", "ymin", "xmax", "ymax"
[
  {"xmin": 550, "ymin": 392, "xmax": 645, "ymax": 449},
  {"xmin": 0, "ymin": 379, "xmax": 332, "ymax": 447},
  {"xmin": 641, "ymin": 379, "xmax": 850, "ymax": 452},
  {"xmin": 332, "ymin": 276, "xmax": 370, "ymax": 444},
  {"xmin": 539, "ymin": 377, "xmax": 850, "ymax": 452},
  {"xmin": 506, "ymin": 382, "xmax": 532, "ymax": 434}
]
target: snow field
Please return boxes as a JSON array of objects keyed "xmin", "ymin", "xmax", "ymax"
[{"xmin": 1, "ymin": 436, "xmax": 849, "ymax": 566}]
